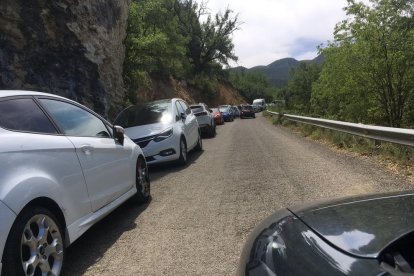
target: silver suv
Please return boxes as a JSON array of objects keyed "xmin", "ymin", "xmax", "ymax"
[
  {"xmin": 0, "ymin": 91, "xmax": 150, "ymax": 276},
  {"xmin": 190, "ymin": 103, "xmax": 216, "ymax": 137}
]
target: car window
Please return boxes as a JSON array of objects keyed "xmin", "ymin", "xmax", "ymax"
[
  {"xmin": 179, "ymin": 101, "xmax": 191, "ymax": 115},
  {"xmin": 190, "ymin": 106, "xmax": 204, "ymax": 113},
  {"xmin": 40, "ymin": 99, "xmax": 110, "ymax": 138},
  {"xmin": 0, "ymin": 98, "xmax": 57, "ymax": 134},
  {"xmin": 176, "ymin": 101, "xmax": 185, "ymax": 115}
]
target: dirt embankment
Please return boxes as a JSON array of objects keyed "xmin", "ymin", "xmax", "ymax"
[{"xmin": 134, "ymin": 76, "xmax": 246, "ymax": 107}]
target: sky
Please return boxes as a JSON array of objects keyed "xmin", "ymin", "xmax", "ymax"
[{"xmin": 204, "ymin": 0, "xmax": 350, "ymax": 68}]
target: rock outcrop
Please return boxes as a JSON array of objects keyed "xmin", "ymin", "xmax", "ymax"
[{"xmin": 0, "ymin": 0, "xmax": 130, "ymax": 118}]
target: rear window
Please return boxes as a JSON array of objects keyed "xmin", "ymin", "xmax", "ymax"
[
  {"xmin": 0, "ymin": 98, "xmax": 57, "ymax": 134},
  {"xmin": 242, "ymin": 106, "xmax": 253, "ymax": 111},
  {"xmin": 190, "ymin": 106, "xmax": 204, "ymax": 113}
]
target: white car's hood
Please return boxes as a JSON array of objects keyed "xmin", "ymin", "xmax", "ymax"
[{"xmin": 124, "ymin": 122, "xmax": 172, "ymax": 139}]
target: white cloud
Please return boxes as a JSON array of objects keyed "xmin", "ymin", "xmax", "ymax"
[{"xmin": 203, "ymin": 0, "xmax": 349, "ymax": 68}]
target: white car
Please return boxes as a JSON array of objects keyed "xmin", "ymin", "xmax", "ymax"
[
  {"xmin": 252, "ymin": 98, "xmax": 266, "ymax": 111},
  {"xmin": 190, "ymin": 103, "xmax": 216, "ymax": 137},
  {"xmin": 0, "ymin": 90, "xmax": 150, "ymax": 276},
  {"xmin": 114, "ymin": 98, "xmax": 202, "ymax": 165}
]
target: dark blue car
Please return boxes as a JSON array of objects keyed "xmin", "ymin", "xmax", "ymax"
[{"xmin": 219, "ymin": 105, "xmax": 234, "ymax": 122}]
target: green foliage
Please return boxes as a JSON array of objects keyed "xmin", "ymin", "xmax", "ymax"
[
  {"xmin": 229, "ymin": 70, "xmax": 277, "ymax": 102},
  {"xmin": 312, "ymin": 0, "xmax": 414, "ymax": 127},
  {"xmin": 123, "ymin": 0, "xmax": 241, "ymax": 102},
  {"xmin": 282, "ymin": 120, "xmax": 414, "ymax": 164},
  {"xmin": 124, "ymin": 70, "xmax": 152, "ymax": 104},
  {"xmin": 276, "ymin": 62, "xmax": 321, "ymax": 114},
  {"xmin": 124, "ymin": 0, "xmax": 189, "ymax": 77},
  {"xmin": 173, "ymin": 0, "xmax": 240, "ymax": 75},
  {"xmin": 193, "ymin": 74, "xmax": 219, "ymax": 99}
]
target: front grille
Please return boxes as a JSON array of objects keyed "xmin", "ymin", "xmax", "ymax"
[
  {"xmin": 133, "ymin": 135, "xmax": 156, "ymax": 148},
  {"xmin": 137, "ymin": 140, "xmax": 151, "ymax": 148}
]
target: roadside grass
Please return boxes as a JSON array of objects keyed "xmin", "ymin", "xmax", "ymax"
[{"xmin": 264, "ymin": 112, "xmax": 414, "ymax": 178}]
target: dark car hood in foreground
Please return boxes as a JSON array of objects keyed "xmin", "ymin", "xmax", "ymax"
[
  {"xmin": 238, "ymin": 190, "xmax": 414, "ymax": 276},
  {"xmin": 290, "ymin": 191, "xmax": 414, "ymax": 258}
]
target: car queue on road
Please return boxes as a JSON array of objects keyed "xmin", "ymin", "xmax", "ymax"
[
  {"xmin": 0, "ymin": 90, "xmax": 260, "ymax": 276},
  {"xmin": 3, "ymin": 91, "xmax": 413, "ymax": 276}
]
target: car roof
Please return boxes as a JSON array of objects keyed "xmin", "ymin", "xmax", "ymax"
[{"xmin": 0, "ymin": 90, "xmax": 67, "ymax": 99}]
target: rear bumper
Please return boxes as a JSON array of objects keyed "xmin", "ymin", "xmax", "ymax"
[
  {"xmin": 199, "ymin": 124, "xmax": 212, "ymax": 132},
  {"xmin": 222, "ymin": 114, "xmax": 232, "ymax": 121},
  {"xmin": 214, "ymin": 117, "xmax": 223, "ymax": 124},
  {"xmin": 196, "ymin": 116, "xmax": 212, "ymax": 127},
  {"xmin": 241, "ymin": 112, "xmax": 254, "ymax": 117}
]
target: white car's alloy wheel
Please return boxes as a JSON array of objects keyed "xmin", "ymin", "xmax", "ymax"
[{"xmin": 21, "ymin": 213, "xmax": 64, "ymax": 276}]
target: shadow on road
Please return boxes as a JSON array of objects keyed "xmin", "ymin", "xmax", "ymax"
[
  {"xmin": 62, "ymin": 148, "xmax": 203, "ymax": 274},
  {"xmin": 148, "ymin": 149, "xmax": 203, "ymax": 182},
  {"xmin": 62, "ymin": 198, "xmax": 151, "ymax": 275}
]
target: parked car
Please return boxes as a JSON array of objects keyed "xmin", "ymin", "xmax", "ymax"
[
  {"xmin": 237, "ymin": 190, "xmax": 414, "ymax": 276},
  {"xmin": 219, "ymin": 105, "xmax": 234, "ymax": 122},
  {"xmin": 252, "ymin": 104, "xmax": 260, "ymax": 113},
  {"xmin": 211, "ymin": 108, "xmax": 224, "ymax": 125},
  {"xmin": 232, "ymin": 106, "xmax": 240, "ymax": 118},
  {"xmin": 190, "ymin": 103, "xmax": 216, "ymax": 137},
  {"xmin": 252, "ymin": 98, "xmax": 266, "ymax": 111},
  {"xmin": 0, "ymin": 90, "xmax": 150, "ymax": 276},
  {"xmin": 115, "ymin": 98, "xmax": 202, "ymax": 166},
  {"xmin": 240, "ymin": 105, "xmax": 255, "ymax": 118}
]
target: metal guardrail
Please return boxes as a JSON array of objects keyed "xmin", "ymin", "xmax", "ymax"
[{"xmin": 265, "ymin": 111, "xmax": 414, "ymax": 147}]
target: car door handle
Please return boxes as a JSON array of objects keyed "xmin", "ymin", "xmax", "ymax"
[{"xmin": 81, "ymin": 145, "xmax": 94, "ymax": 155}]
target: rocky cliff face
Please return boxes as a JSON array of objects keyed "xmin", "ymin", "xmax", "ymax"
[{"xmin": 0, "ymin": 0, "xmax": 130, "ymax": 118}]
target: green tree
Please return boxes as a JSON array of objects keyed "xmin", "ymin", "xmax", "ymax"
[
  {"xmin": 229, "ymin": 70, "xmax": 276, "ymax": 102},
  {"xmin": 284, "ymin": 63, "xmax": 321, "ymax": 114},
  {"xmin": 173, "ymin": 0, "xmax": 240, "ymax": 75},
  {"xmin": 313, "ymin": 0, "xmax": 414, "ymax": 127},
  {"xmin": 124, "ymin": 0, "xmax": 190, "ymax": 103}
]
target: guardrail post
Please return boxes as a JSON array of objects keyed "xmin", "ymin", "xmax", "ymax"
[
  {"xmin": 374, "ymin": 140, "xmax": 382, "ymax": 153},
  {"xmin": 278, "ymin": 113, "xmax": 284, "ymax": 124}
]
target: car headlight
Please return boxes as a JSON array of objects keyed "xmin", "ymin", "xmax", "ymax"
[
  {"xmin": 252, "ymin": 226, "xmax": 287, "ymax": 263},
  {"xmin": 153, "ymin": 128, "xmax": 173, "ymax": 142}
]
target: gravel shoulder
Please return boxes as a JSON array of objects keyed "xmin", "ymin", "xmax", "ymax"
[{"xmin": 63, "ymin": 113, "xmax": 413, "ymax": 276}]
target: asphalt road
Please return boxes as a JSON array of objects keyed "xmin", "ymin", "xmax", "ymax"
[{"xmin": 63, "ymin": 113, "xmax": 413, "ymax": 275}]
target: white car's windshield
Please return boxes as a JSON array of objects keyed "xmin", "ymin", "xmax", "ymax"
[{"xmin": 115, "ymin": 100, "xmax": 172, "ymax": 127}]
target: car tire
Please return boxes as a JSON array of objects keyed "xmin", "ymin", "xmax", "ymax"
[
  {"xmin": 133, "ymin": 157, "xmax": 150, "ymax": 204},
  {"xmin": 178, "ymin": 137, "xmax": 188, "ymax": 165},
  {"xmin": 209, "ymin": 122, "xmax": 216, "ymax": 137},
  {"xmin": 2, "ymin": 206, "xmax": 65, "ymax": 276},
  {"xmin": 195, "ymin": 131, "xmax": 203, "ymax": 152}
]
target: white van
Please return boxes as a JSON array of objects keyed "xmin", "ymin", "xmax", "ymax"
[{"xmin": 252, "ymin": 99, "xmax": 266, "ymax": 112}]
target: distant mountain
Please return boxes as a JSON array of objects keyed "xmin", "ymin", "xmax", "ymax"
[{"xmin": 231, "ymin": 55, "xmax": 323, "ymax": 87}]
